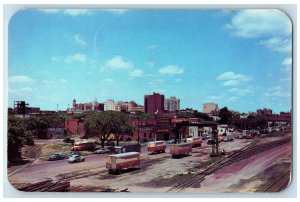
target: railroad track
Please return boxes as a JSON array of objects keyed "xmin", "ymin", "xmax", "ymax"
[
  {"xmin": 263, "ymin": 170, "xmax": 291, "ymax": 192},
  {"xmin": 18, "ymin": 179, "xmax": 70, "ymax": 192},
  {"xmin": 167, "ymin": 137, "xmax": 291, "ymax": 192}
]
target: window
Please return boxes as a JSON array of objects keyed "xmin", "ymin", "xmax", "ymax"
[
  {"xmin": 149, "ymin": 133, "xmax": 152, "ymax": 138},
  {"xmin": 144, "ymin": 133, "xmax": 146, "ymax": 138}
]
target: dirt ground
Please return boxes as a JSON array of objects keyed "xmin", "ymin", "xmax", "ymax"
[{"xmin": 8, "ymin": 132, "xmax": 292, "ymax": 193}]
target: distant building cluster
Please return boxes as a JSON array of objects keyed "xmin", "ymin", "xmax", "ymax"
[
  {"xmin": 11, "ymin": 93, "xmax": 292, "ymax": 141},
  {"xmin": 68, "ymin": 99, "xmax": 144, "ymax": 113}
]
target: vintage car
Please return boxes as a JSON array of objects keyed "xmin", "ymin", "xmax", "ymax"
[
  {"xmin": 147, "ymin": 141, "xmax": 166, "ymax": 153},
  {"xmin": 106, "ymin": 152, "xmax": 140, "ymax": 174},
  {"xmin": 68, "ymin": 155, "xmax": 85, "ymax": 163},
  {"xmin": 93, "ymin": 148, "xmax": 110, "ymax": 154},
  {"xmin": 48, "ymin": 152, "xmax": 65, "ymax": 161}
]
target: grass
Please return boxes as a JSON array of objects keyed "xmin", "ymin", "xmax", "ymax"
[{"xmin": 39, "ymin": 144, "xmax": 93, "ymax": 161}]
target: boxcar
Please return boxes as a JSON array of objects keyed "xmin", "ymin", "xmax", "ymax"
[
  {"xmin": 169, "ymin": 143, "xmax": 192, "ymax": 158},
  {"xmin": 106, "ymin": 152, "xmax": 140, "ymax": 174},
  {"xmin": 186, "ymin": 137, "xmax": 202, "ymax": 147},
  {"xmin": 147, "ymin": 141, "xmax": 166, "ymax": 153}
]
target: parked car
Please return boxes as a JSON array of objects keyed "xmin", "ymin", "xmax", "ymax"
[
  {"xmin": 224, "ymin": 137, "xmax": 234, "ymax": 142},
  {"xmin": 48, "ymin": 152, "xmax": 65, "ymax": 161},
  {"xmin": 168, "ymin": 139, "xmax": 176, "ymax": 144},
  {"xmin": 244, "ymin": 135, "xmax": 255, "ymax": 139},
  {"xmin": 63, "ymin": 138, "xmax": 75, "ymax": 144},
  {"xmin": 234, "ymin": 134, "xmax": 244, "ymax": 139},
  {"xmin": 68, "ymin": 155, "xmax": 85, "ymax": 163},
  {"xmin": 68, "ymin": 151, "xmax": 82, "ymax": 157},
  {"xmin": 93, "ymin": 148, "xmax": 109, "ymax": 154}
]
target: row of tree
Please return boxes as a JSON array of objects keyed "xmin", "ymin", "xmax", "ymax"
[{"xmin": 218, "ymin": 107, "xmax": 268, "ymax": 129}]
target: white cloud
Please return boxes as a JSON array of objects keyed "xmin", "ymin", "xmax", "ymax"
[
  {"xmin": 145, "ymin": 61, "xmax": 155, "ymax": 67},
  {"xmin": 63, "ymin": 9, "xmax": 92, "ymax": 16},
  {"xmin": 228, "ymin": 96, "xmax": 239, "ymax": 102},
  {"xmin": 229, "ymin": 88, "xmax": 253, "ymax": 95},
  {"xmin": 129, "ymin": 69, "xmax": 144, "ymax": 77},
  {"xmin": 51, "ymin": 56, "xmax": 60, "ymax": 61},
  {"xmin": 39, "ymin": 9, "xmax": 92, "ymax": 16},
  {"xmin": 105, "ymin": 56, "xmax": 133, "ymax": 70},
  {"xmin": 224, "ymin": 9, "xmax": 291, "ymax": 38},
  {"xmin": 104, "ymin": 78, "xmax": 115, "ymax": 83},
  {"xmin": 104, "ymin": 9, "xmax": 129, "ymax": 14},
  {"xmin": 264, "ymin": 86, "xmax": 291, "ymax": 97},
  {"xmin": 259, "ymin": 37, "xmax": 292, "ymax": 52},
  {"xmin": 217, "ymin": 71, "xmax": 252, "ymax": 87},
  {"xmin": 74, "ymin": 34, "xmax": 87, "ymax": 46},
  {"xmin": 38, "ymin": 9, "xmax": 61, "ymax": 14},
  {"xmin": 64, "ymin": 53, "xmax": 87, "ymax": 63},
  {"xmin": 207, "ymin": 93, "xmax": 227, "ymax": 100},
  {"xmin": 281, "ymin": 57, "xmax": 292, "ymax": 71},
  {"xmin": 158, "ymin": 65, "xmax": 184, "ymax": 75},
  {"xmin": 20, "ymin": 87, "xmax": 32, "ymax": 92},
  {"xmin": 147, "ymin": 44, "xmax": 158, "ymax": 49},
  {"xmin": 9, "ymin": 75, "xmax": 35, "ymax": 84},
  {"xmin": 217, "ymin": 71, "xmax": 252, "ymax": 81},
  {"xmin": 223, "ymin": 80, "xmax": 239, "ymax": 86}
]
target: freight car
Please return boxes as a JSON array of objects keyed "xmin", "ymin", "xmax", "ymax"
[
  {"xmin": 147, "ymin": 141, "xmax": 166, "ymax": 153},
  {"xmin": 106, "ymin": 152, "xmax": 140, "ymax": 174},
  {"xmin": 169, "ymin": 143, "xmax": 192, "ymax": 158}
]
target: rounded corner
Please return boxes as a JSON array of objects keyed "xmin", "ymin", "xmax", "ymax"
[
  {"xmin": 6, "ymin": 175, "xmax": 27, "ymax": 193},
  {"xmin": 273, "ymin": 8, "xmax": 293, "ymax": 31}
]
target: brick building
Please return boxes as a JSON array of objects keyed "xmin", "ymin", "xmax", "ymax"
[{"xmin": 144, "ymin": 93, "xmax": 165, "ymax": 115}]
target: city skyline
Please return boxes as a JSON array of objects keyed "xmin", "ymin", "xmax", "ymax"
[{"xmin": 8, "ymin": 9, "xmax": 292, "ymax": 113}]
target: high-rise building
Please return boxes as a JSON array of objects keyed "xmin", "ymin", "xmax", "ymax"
[
  {"xmin": 202, "ymin": 103, "xmax": 219, "ymax": 114},
  {"xmin": 164, "ymin": 96, "xmax": 180, "ymax": 112},
  {"xmin": 104, "ymin": 99, "xmax": 115, "ymax": 111},
  {"xmin": 144, "ymin": 93, "xmax": 165, "ymax": 114}
]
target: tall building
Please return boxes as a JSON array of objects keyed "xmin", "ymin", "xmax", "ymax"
[
  {"xmin": 104, "ymin": 99, "xmax": 115, "ymax": 111},
  {"xmin": 202, "ymin": 103, "xmax": 219, "ymax": 114},
  {"xmin": 144, "ymin": 93, "xmax": 165, "ymax": 114},
  {"xmin": 164, "ymin": 96, "xmax": 180, "ymax": 112},
  {"xmin": 257, "ymin": 108, "xmax": 273, "ymax": 116}
]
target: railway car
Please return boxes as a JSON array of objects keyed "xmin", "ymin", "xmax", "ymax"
[
  {"xmin": 169, "ymin": 143, "xmax": 192, "ymax": 158},
  {"xmin": 186, "ymin": 137, "xmax": 202, "ymax": 147},
  {"xmin": 71, "ymin": 141, "xmax": 96, "ymax": 151},
  {"xmin": 106, "ymin": 152, "xmax": 140, "ymax": 174},
  {"xmin": 147, "ymin": 141, "xmax": 166, "ymax": 153}
]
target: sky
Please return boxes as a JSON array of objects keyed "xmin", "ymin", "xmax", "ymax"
[{"xmin": 8, "ymin": 9, "xmax": 292, "ymax": 113}]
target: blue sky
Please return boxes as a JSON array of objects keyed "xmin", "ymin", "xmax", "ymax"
[{"xmin": 8, "ymin": 9, "xmax": 292, "ymax": 113}]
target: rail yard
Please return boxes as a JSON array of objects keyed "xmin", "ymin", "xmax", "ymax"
[{"xmin": 8, "ymin": 130, "xmax": 291, "ymax": 193}]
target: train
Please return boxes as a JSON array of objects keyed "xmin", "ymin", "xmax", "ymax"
[
  {"xmin": 71, "ymin": 141, "xmax": 96, "ymax": 151},
  {"xmin": 169, "ymin": 142, "xmax": 192, "ymax": 158},
  {"xmin": 147, "ymin": 141, "xmax": 166, "ymax": 153},
  {"xmin": 186, "ymin": 137, "xmax": 202, "ymax": 147},
  {"xmin": 106, "ymin": 152, "xmax": 140, "ymax": 174}
]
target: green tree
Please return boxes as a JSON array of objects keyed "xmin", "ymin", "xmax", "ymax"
[
  {"xmin": 219, "ymin": 107, "xmax": 233, "ymax": 124},
  {"xmin": 8, "ymin": 115, "xmax": 34, "ymax": 161},
  {"xmin": 194, "ymin": 112, "xmax": 213, "ymax": 121},
  {"xmin": 84, "ymin": 111, "xmax": 133, "ymax": 147}
]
